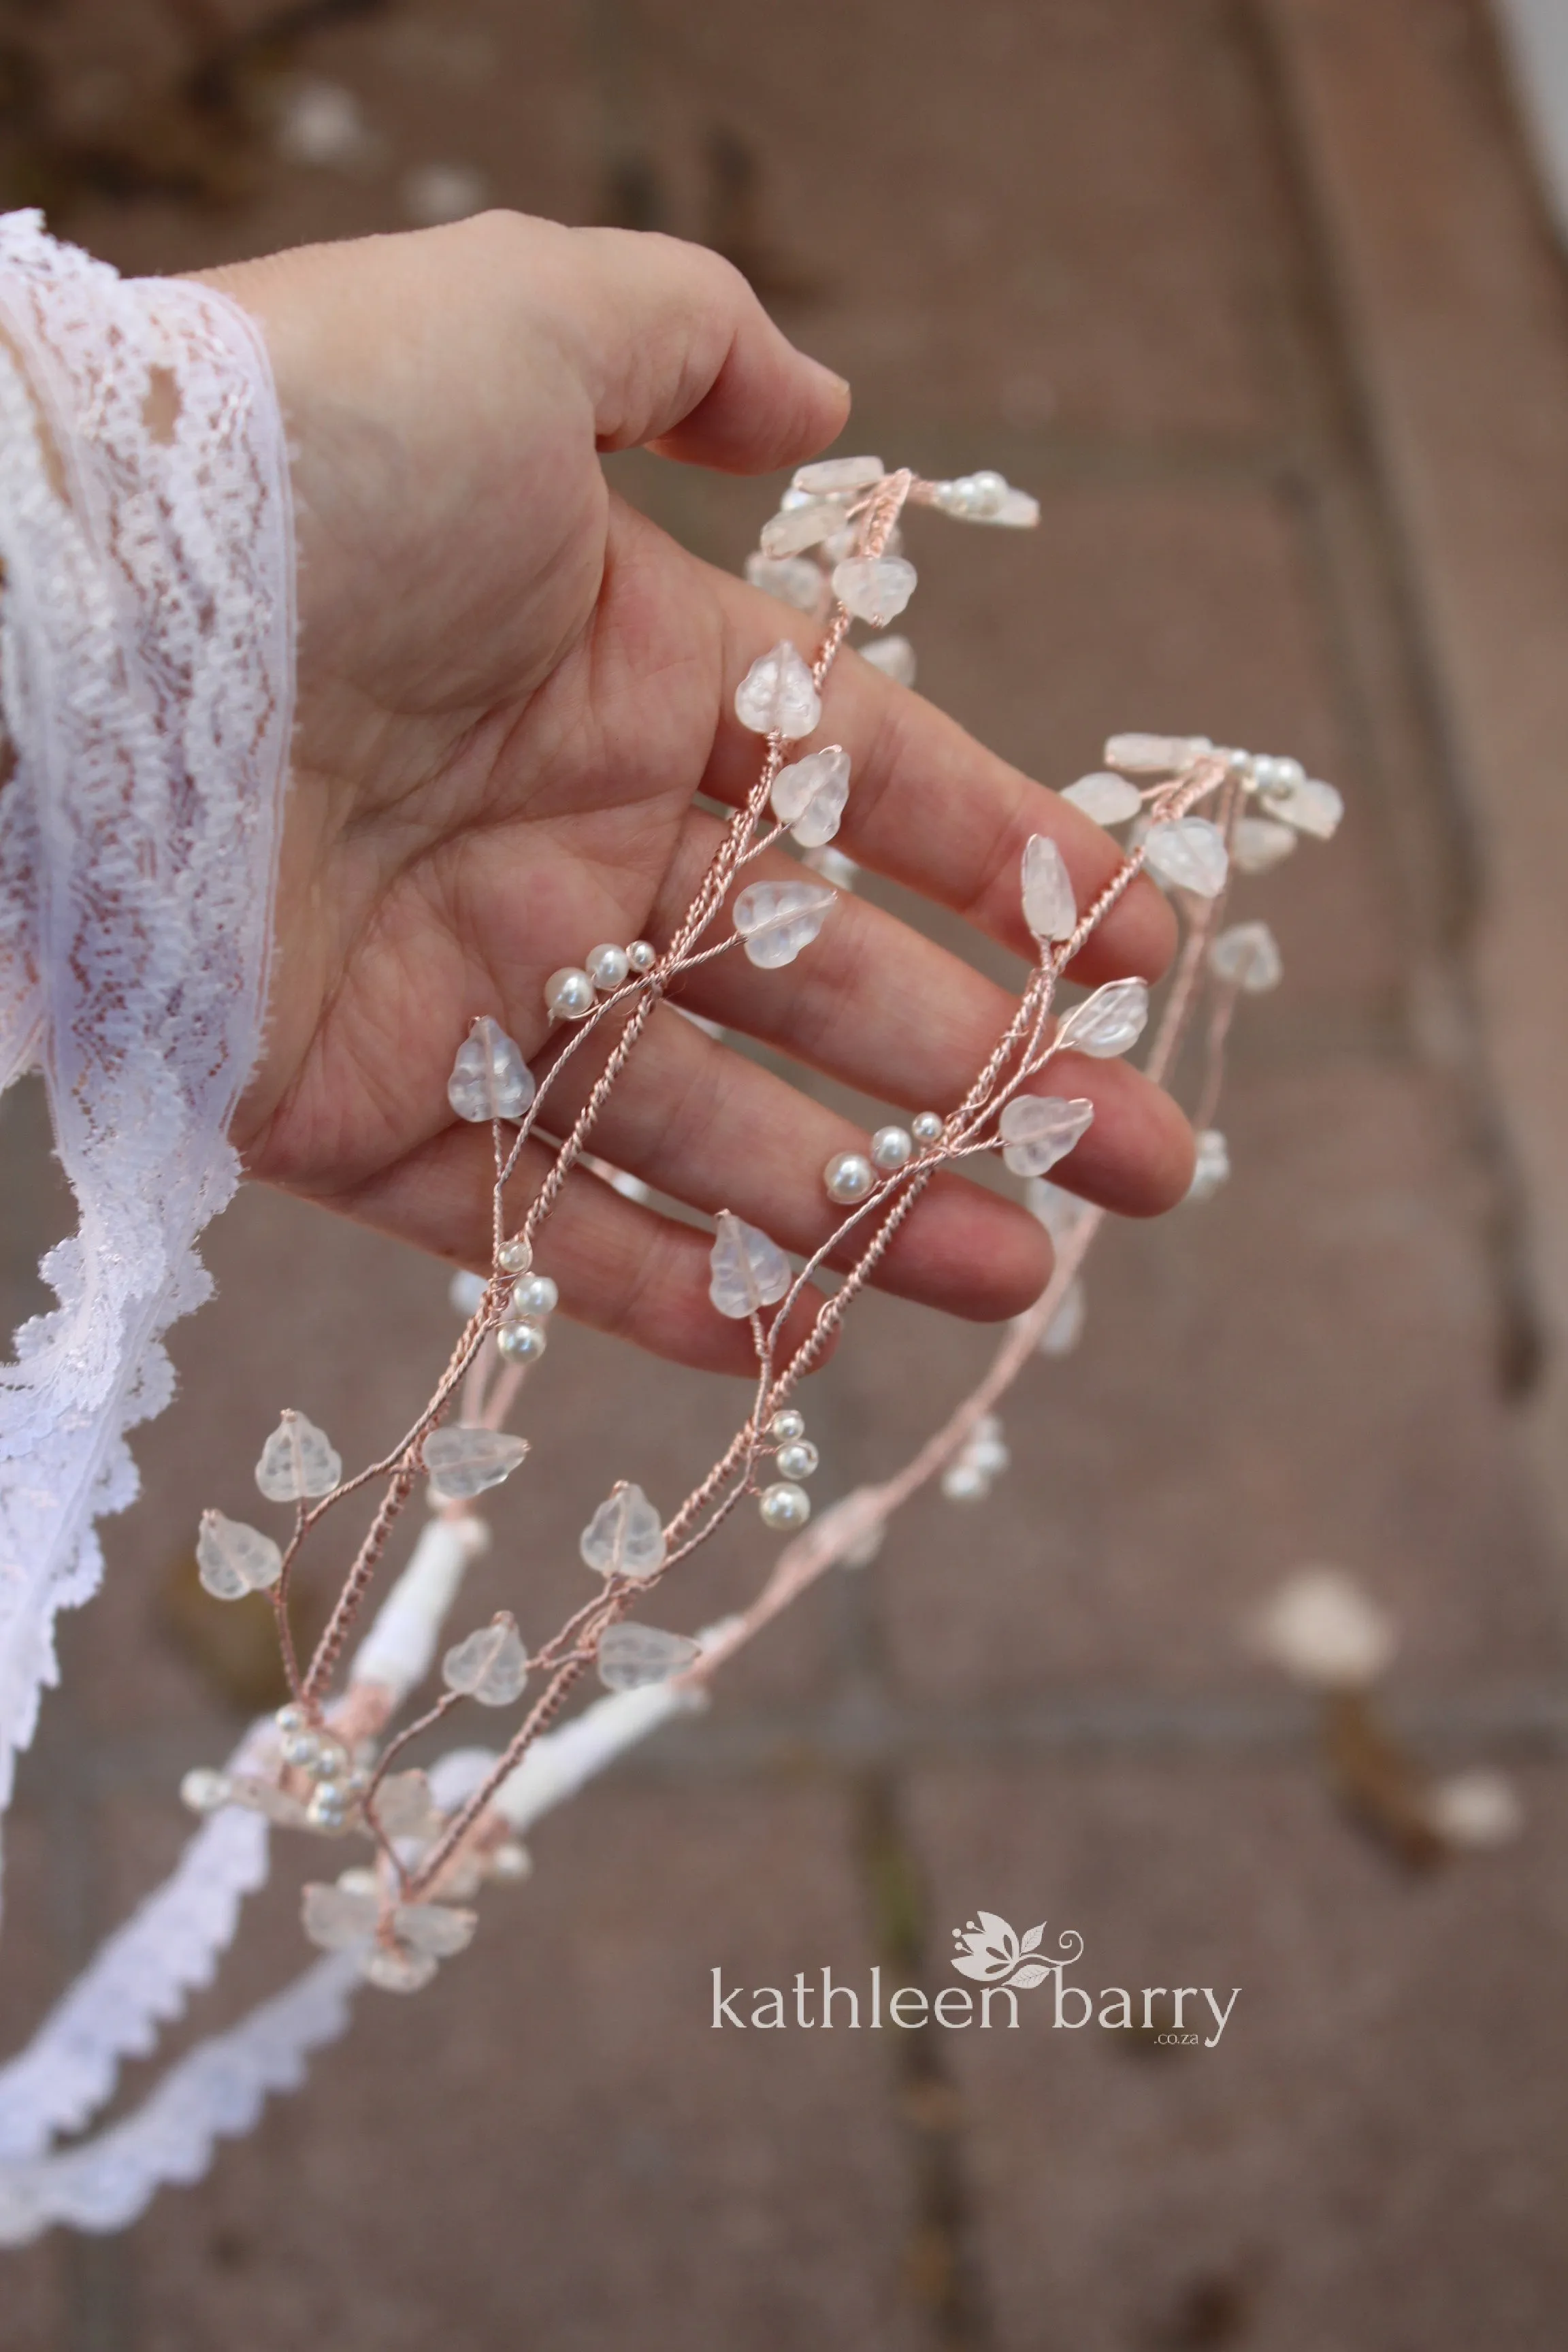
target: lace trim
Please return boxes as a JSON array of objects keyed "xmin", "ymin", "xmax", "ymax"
[{"xmin": 0, "ymin": 212, "xmax": 294, "ymax": 1877}]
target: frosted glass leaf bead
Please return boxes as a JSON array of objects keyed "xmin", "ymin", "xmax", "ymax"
[
  {"xmin": 255, "ymin": 1409, "xmax": 341, "ymax": 1504},
  {"xmin": 442, "ymin": 1612, "xmax": 528, "ymax": 1706},
  {"xmin": 870, "ymin": 1125, "xmax": 913, "ymax": 1171},
  {"xmin": 979, "ymin": 487, "xmax": 1040, "ymax": 528},
  {"xmin": 1056, "ymin": 978, "xmax": 1149, "ymax": 1058},
  {"xmin": 1026, "ymin": 1177, "xmax": 1092, "ymax": 1243},
  {"xmin": 761, "ymin": 498, "xmax": 842, "ymax": 557},
  {"xmin": 824, "ymin": 1150, "xmax": 875, "ymax": 1205},
  {"xmin": 581, "ymin": 1483, "xmax": 667, "ymax": 1580},
  {"xmin": 768, "ymin": 1408, "xmax": 806, "ymax": 1442},
  {"xmin": 1062, "ymin": 771, "xmax": 1142, "ymax": 825},
  {"xmin": 544, "ymin": 966, "xmax": 595, "ymax": 1020},
  {"xmin": 363, "ymin": 1946, "xmax": 440, "ymax": 1994},
  {"xmin": 1187, "ymin": 1128, "xmax": 1230, "ymax": 1201},
  {"xmin": 734, "ymin": 640, "xmax": 821, "ymax": 738},
  {"xmin": 394, "ymin": 1901, "xmax": 477, "ymax": 1959},
  {"xmin": 732, "ymin": 877, "xmax": 836, "ymax": 968},
  {"xmin": 1261, "ymin": 773, "xmax": 1343, "ymax": 840},
  {"xmin": 860, "ymin": 634, "xmax": 916, "ymax": 687},
  {"xmin": 1021, "ymin": 834, "xmax": 1077, "ymax": 943},
  {"xmin": 197, "ymin": 1511, "xmax": 283, "ymax": 1601},
  {"xmin": 511, "ymin": 1271, "xmax": 559, "ymax": 1318},
  {"xmin": 802, "ymin": 845, "xmax": 858, "ymax": 889},
  {"xmin": 777, "ymin": 1439, "xmax": 819, "ymax": 1480},
  {"xmin": 760, "ymin": 1481, "xmax": 811, "ymax": 1531},
  {"xmin": 709, "ymin": 1209, "xmax": 791, "ymax": 1318},
  {"xmin": 771, "ymin": 745, "xmax": 851, "ymax": 847},
  {"xmin": 423, "ymin": 1424, "xmax": 529, "ymax": 1502},
  {"xmin": 449, "ymin": 1269, "xmax": 487, "ymax": 1318},
  {"xmin": 1232, "ymin": 815, "xmax": 1297, "ymax": 875},
  {"xmin": 942, "ymin": 1460, "xmax": 990, "ymax": 1502},
  {"xmin": 586, "ymin": 943, "xmax": 630, "ymax": 991},
  {"xmin": 377, "ymin": 1769, "xmax": 443, "ymax": 1841},
  {"xmin": 911, "ymin": 1111, "xmax": 945, "ymax": 1145},
  {"xmin": 1105, "ymin": 732, "xmax": 1213, "ymax": 775},
  {"xmin": 301, "ymin": 1881, "xmax": 376, "ymax": 1953},
  {"xmin": 497, "ymin": 1316, "xmax": 547, "ymax": 1365},
  {"xmin": 1209, "ymin": 921, "xmax": 1282, "ymax": 993},
  {"xmin": 1144, "ymin": 816, "xmax": 1229, "ymax": 898},
  {"xmin": 998, "ymin": 1094, "xmax": 1095, "ymax": 1178},
  {"xmin": 745, "ymin": 551, "xmax": 830, "ymax": 615},
  {"xmin": 447, "ymin": 1015, "xmax": 535, "ymax": 1123},
  {"xmin": 598, "ymin": 1622, "xmax": 702, "ymax": 1692},
  {"xmin": 793, "ymin": 453, "xmax": 884, "ymax": 493},
  {"xmin": 832, "ymin": 555, "xmax": 917, "ymax": 627},
  {"xmin": 1039, "ymin": 1277, "xmax": 1087, "ymax": 1357}
]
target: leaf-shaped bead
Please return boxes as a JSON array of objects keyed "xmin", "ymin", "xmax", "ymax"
[
  {"xmin": 598, "ymin": 1622, "xmax": 702, "ymax": 1691},
  {"xmin": 831, "ymin": 555, "xmax": 917, "ymax": 627},
  {"xmin": 255, "ymin": 1410, "xmax": 342, "ymax": 1504},
  {"xmin": 708, "ymin": 1210, "xmax": 792, "ymax": 1318},
  {"xmin": 1104, "ymin": 732, "xmax": 1213, "ymax": 774},
  {"xmin": 745, "ymin": 552, "xmax": 830, "ymax": 617},
  {"xmin": 1062, "ymin": 770, "xmax": 1142, "ymax": 825},
  {"xmin": 770, "ymin": 746, "xmax": 851, "ymax": 847},
  {"xmin": 446, "ymin": 1015, "xmax": 536, "ymax": 1124},
  {"xmin": 760, "ymin": 499, "xmax": 843, "ymax": 557},
  {"xmin": 1143, "ymin": 815, "xmax": 1229, "ymax": 898},
  {"xmin": 1232, "ymin": 815, "xmax": 1297, "ymax": 875},
  {"xmin": 793, "ymin": 453, "xmax": 884, "ymax": 493},
  {"xmin": 1209, "ymin": 921, "xmax": 1282, "ymax": 993},
  {"xmin": 196, "ymin": 1511, "xmax": 283, "ymax": 1600},
  {"xmin": 423, "ymin": 1424, "xmax": 529, "ymax": 1502},
  {"xmin": 732, "ymin": 878, "xmax": 837, "ymax": 969},
  {"xmin": 734, "ymin": 640, "xmax": 821, "ymax": 738},
  {"xmin": 580, "ymin": 1483, "xmax": 667, "ymax": 1580},
  {"xmin": 442, "ymin": 1612, "xmax": 528, "ymax": 1706},
  {"xmin": 1021, "ymin": 834, "xmax": 1077, "ymax": 943},
  {"xmin": 1055, "ymin": 977, "xmax": 1149, "ymax": 1058},
  {"xmin": 998, "ymin": 1094, "xmax": 1095, "ymax": 1178}
]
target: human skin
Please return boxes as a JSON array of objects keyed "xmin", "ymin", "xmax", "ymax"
[{"xmin": 197, "ymin": 212, "xmax": 1192, "ymax": 1375}]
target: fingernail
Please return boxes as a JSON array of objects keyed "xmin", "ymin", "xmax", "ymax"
[{"xmin": 809, "ymin": 359, "xmax": 851, "ymax": 402}]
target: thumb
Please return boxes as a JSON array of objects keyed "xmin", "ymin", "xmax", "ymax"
[{"xmin": 540, "ymin": 223, "xmax": 851, "ymax": 475}]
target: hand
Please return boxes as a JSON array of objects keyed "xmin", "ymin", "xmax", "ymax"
[{"xmin": 199, "ymin": 212, "xmax": 1192, "ymax": 1373}]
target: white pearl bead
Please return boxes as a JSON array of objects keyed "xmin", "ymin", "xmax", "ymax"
[
  {"xmin": 760, "ymin": 1480, "xmax": 812, "ymax": 1530},
  {"xmin": 627, "ymin": 940, "xmax": 657, "ymax": 973},
  {"xmin": 824, "ymin": 1150, "xmax": 875, "ymax": 1204},
  {"xmin": 911, "ymin": 1111, "xmax": 944, "ymax": 1145},
  {"xmin": 586, "ymin": 943, "xmax": 630, "ymax": 990},
  {"xmin": 497, "ymin": 1237, "xmax": 532, "ymax": 1275},
  {"xmin": 545, "ymin": 966, "xmax": 595, "ymax": 1020},
  {"xmin": 941, "ymin": 1461, "xmax": 990, "ymax": 1503},
  {"xmin": 777, "ymin": 1439, "xmax": 819, "ymax": 1480},
  {"xmin": 306, "ymin": 1784, "xmax": 351, "ymax": 1832},
  {"xmin": 871, "ymin": 1124, "xmax": 913, "ymax": 1171},
  {"xmin": 487, "ymin": 1840, "xmax": 531, "ymax": 1882},
  {"xmin": 1273, "ymin": 755, "xmax": 1306, "ymax": 789},
  {"xmin": 768, "ymin": 1408, "xmax": 806, "ymax": 1443},
  {"xmin": 275, "ymin": 1703, "xmax": 306, "ymax": 1735},
  {"xmin": 180, "ymin": 1767, "xmax": 230, "ymax": 1814},
  {"xmin": 497, "ymin": 1316, "xmax": 548, "ymax": 1365},
  {"xmin": 312, "ymin": 1739, "xmax": 348, "ymax": 1782},
  {"xmin": 511, "ymin": 1271, "xmax": 558, "ymax": 1318},
  {"xmin": 282, "ymin": 1729, "xmax": 323, "ymax": 1770}
]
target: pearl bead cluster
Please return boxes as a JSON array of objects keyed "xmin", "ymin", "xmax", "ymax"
[
  {"xmin": 940, "ymin": 1413, "xmax": 1010, "ymax": 1504},
  {"xmin": 497, "ymin": 1263, "xmax": 559, "ymax": 1366},
  {"xmin": 757, "ymin": 1405, "xmax": 819, "ymax": 1531},
  {"xmin": 823, "ymin": 1112, "xmax": 944, "ymax": 1205},
  {"xmin": 279, "ymin": 1703, "xmax": 370, "ymax": 1832},
  {"xmin": 544, "ymin": 938, "xmax": 657, "ymax": 1023}
]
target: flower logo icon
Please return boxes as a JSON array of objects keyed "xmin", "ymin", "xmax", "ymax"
[{"xmin": 951, "ymin": 1911, "xmax": 1081, "ymax": 1989}]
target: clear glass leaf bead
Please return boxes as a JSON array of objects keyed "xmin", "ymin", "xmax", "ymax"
[
  {"xmin": 255, "ymin": 1409, "xmax": 342, "ymax": 1504},
  {"xmin": 1209, "ymin": 921, "xmax": 1282, "ymax": 993},
  {"xmin": 1104, "ymin": 732, "xmax": 1213, "ymax": 775},
  {"xmin": 793, "ymin": 454, "xmax": 884, "ymax": 493},
  {"xmin": 580, "ymin": 1483, "xmax": 667, "ymax": 1580},
  {"xmin": 1144, "ymin": 816, "xmax": 1229, "ymax": 898},
  {"xmin": 1260, "ymin": 773, "xmax": 1343, "ymax": 840},
  {"xmin": 732, "ymin": 877, "xmax": 836, "ymax": 969},
  {"xmin": 423, "ymin": 1424, "xmax": 529, "ymax": 1502},
  {"xmin": 709, "ymin": 1209, "xmax": 791, "ymax": 1318},
  {"xmin": 197, "ymin": 1511, "xmax": 283, "ymax": 1600},
  {"xmin": 376, "ymin": 1769, "xmax": 443, "ymax": 1842},
  {"xmin": 831, "ymin": 555, "xmax": 917, "ymax": 627},
  {"xmin": 598, "ymin": 1622, "xmax": 701, "ymax": 1692},
  {"xmin": 393, "ymin": 1900, "xmax": 476, "ymax": 1958},
  {"xmin": 745, "ymin": 552, "xmax": 830, "ymax": 616},
  {"xmin": 770, "ymin": 745, "xmax": 851, "ymax": 847},
  {"xmin": 302, "ymin": 1880, "xmax": 377, "ymax": 1953},
  {"xmin": 998, "ymin": 1094, "xmax": 1095, "ymax": 1178},
  {"xmin": 1021, "ymin": 834, "xmax": 1077, "ymax": 943},
  {"xmin": 1062, "ymin": 770, "xmax": 1142, "ymax": 825},
  {"xmin": 734, "ymin": 640, "xmax": 821, "ymax": 739},
  {"xmin": 447, "ymin": 1015, "xmax": 535, "ymax": 1123},
  {"xmin": 860, "ymin": 634, "xmax": 916, "ymax": 687},
  {"xmin": 760, "ymin": 499, "xmax": 843, "ymax": 557},
  {"xmin": 1055, "ymin": 978, "xmax": 1149, "ymax": 1058},
  {"xmin": 442, "ymin": 1612, "xmax": 528, "ymax": 1706}
]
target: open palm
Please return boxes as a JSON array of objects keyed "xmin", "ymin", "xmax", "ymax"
[{"xmin": 203, "ymin": 214, "xmax": 1192, "ymax": 1373}]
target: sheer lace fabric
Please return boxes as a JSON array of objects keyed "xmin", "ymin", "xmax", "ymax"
[{"xmin": 0, "ymin": 214, "xmax": 294, "ymax": 1882}]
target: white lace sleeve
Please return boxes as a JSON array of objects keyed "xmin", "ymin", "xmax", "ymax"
[{"xmin": 0, "ymin": 212, "xmax": 295, "ymax": 1891}]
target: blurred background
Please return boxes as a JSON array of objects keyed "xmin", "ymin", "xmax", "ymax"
[{"xmin": 5, "ymin": 0, "xmax": 1568, "ymax": 2345}]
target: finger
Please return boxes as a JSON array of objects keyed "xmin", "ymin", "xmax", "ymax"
[
  {"xmin": 634, "ymin": 810, "xmax": 1195, "ymax": 1218},
  {"xmin": 325, "ymin": 1122, "xmax": 830, "ymax": 1377},
  {"xmin": 532, "ymin": 1000, "xmax": 1054, "ymax": 1320},
  {"xmin": 542, "ymin": 225, "xmax": 851, "ymax": 473},
  {"xmin": 701, "ymin": 566, "xmax": 1178, "ymax": 987}
]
